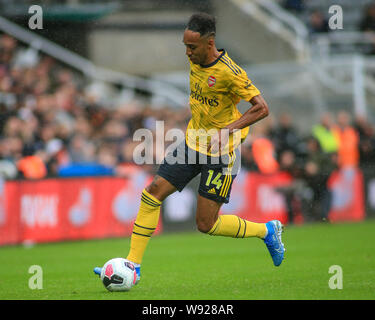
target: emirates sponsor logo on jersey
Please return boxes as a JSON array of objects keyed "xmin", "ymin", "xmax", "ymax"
[
  {"xmin": 190, "ymin": 83, "xmax": 219, "ymax": 107},
  {"xmin": 207, "ymin": 76, "xmax": 216, "ymax": 87}
]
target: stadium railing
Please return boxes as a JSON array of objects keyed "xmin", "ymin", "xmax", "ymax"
[
  {"xmin": 0, "ymin": 15, "xmax": 188, "ymax": 108},
  {"xmin": 229, "ymin": 0, "xmax": 310, "ymax": 62},
  {"xmin": 311, "ymin": 31, "xmax": 375, "ymax": 57}
]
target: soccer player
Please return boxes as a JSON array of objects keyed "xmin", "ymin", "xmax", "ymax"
[{"xmin": 94, "ymin": 12, "xmax": 285, "ymax": 283}]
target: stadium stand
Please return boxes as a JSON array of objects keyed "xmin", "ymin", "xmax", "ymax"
[{"xmin": 1, "ymin": 29, "xmax": 375, "ymax": 222}]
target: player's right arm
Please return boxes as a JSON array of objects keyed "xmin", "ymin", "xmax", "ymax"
[
  {"xmin": 207, "ymin": 94, "xmax": 268, "ymax": 153},
  {"xmin": 208, "ymin": 64, "xmax": 268, "ymax": 154},
  {"xmin": 224, "ymin": 94, "xmax": 269, "ymax": 133},
  {"xmin": 225, "ymin": 66, "xmax": 269, "ymax": 131}
]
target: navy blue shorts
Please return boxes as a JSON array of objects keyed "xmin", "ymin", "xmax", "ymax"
[{"xmin": 156, "ymin": 141, "xmax": 240, "ymax": 204}]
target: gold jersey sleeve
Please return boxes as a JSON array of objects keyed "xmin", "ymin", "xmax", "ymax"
[{"xmin": 186, "ymin": 49, "xmax": 260, "ymax": 156}]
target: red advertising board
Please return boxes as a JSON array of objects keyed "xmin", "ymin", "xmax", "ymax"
[
  {"xmin": 0, "ymin": 168, "xmax": 365, "ymax": 246},
  {"xmin": 328, "ymin": 167, "xmax": 365, "ymax": 222},
  {"xmin": 220, "ymin": 171, "xmax": 293, "ymax": 224},
  {"xmin": 220, "ymin": 169, "xmax": 365, "ymax": 224},
  {"xmin": 0, "ymin": 173, "xmax": 161, "ymax": 246}
]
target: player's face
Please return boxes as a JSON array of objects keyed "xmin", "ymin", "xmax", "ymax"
[{"xmin": 183, "ymin": 29, "xmax": 211, "ymax": 65}]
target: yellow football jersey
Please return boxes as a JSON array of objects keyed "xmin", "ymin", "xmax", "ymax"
[{"xmin": 186, "ymin": 49, "xmax": 260, "ymax": 156}]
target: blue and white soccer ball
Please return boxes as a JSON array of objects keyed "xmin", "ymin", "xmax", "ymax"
[{"xmin": 100, "ymin": 258, "xmax": 137, "ymax": 292}]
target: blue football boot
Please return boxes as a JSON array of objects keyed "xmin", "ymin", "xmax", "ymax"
[
  {"xmin": 93, "ymin": 267, "xmax": 102, "ymax": 277},
  {"xmin": 134, "ymin": 266, "xmax": 141, "ymax": 285},
  {"xmin": 124, "ymin": 259, "xmax": 141, "ymax": 285},
  {"xmin": 264, "ymin": 220, "xmax": 285, "ymax": 267}
]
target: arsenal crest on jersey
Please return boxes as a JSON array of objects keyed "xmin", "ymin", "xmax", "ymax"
[{"xmin": 207, "ymin": 76, "xmax": 216, "ymax": 87}]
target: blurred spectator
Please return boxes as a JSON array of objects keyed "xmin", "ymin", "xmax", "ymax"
[
  {"xmin": 17, "ymin": 150, "xmax": 47, "ymax": 180},
  {"xmin": 67, "ymin": 134, "xmax": 96, "ymax": 163},
  {"xmin": 354, "ymin": 115, "xmax": 375, "ymax": 167},
  {"xmin": 270, "ymin": 112, "xmax": 302, "ymax": 160},
  {"xmin": 0, "ymin": 34, "xmax": 18, "ymax": 67},
  {"xmin": 240, "ymin": 142, "xmax": 257, "ymax": 171},
  {"xmin": 275, "ymin": 149, "xmax": 303, "ymax": 224},
  {"xmin": 251, "ymin": 138, "xmax": 279, "ymax": 174},
  {"xmin": 308, "ymin": 10, "xmax": 330, "ymax": 34},
  {"xmin": 96, "ymin": 143, "xmax": 118, "ymax": 168},
  {"xmin": 332, "ymin": 111, "xmax": 359, "ymax": 168},
  {"xmin": 0, "ymin": 160, "xmax": 17, "ymax": 179},
  {"xmin": 302, "ymin": 136, "xmax": 336, "ymax": 222},
  {"xmin": 44, "ymin": 138, "xmax": 65, "ymax": 177},
  {"xmin": 312, "ymin": 112, "xmax": 339, "ymax": 154},
  {"xmin": 359, "ymin": 3, "xmax": 375, "ymax": 54},
  {"xmin": 250, "ymin": 123, "xmax": 279, "ymax": 175},
  {"xmin": 359, "ymin": 2, "xmax": 375, "ymax": 31},
  {"xmin": 281, "ymin": 0, "xmax": 305, "ymax": 13}
]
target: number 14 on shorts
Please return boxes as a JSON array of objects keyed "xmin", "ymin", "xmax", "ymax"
[{"xmin": 205, "ymin": 170, "xmax": 222, "ymax": 190}]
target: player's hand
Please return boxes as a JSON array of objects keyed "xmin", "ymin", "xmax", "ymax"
[
  {"xmin": 207, "ymin": 129, "xmax": 229, "ymax": 155},
  {"xmin": 207, "ymin": 132, "xmax": 220, "ymax": 154}
]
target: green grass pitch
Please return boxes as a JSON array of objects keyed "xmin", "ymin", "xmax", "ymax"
[{"xmin": 1, "ymin": 220, "xmax": 375, "ymax": 300}]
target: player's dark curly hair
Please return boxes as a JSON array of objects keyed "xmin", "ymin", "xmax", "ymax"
[{"xmin": 186, "ymin": 13, "xmax": 216, "ymax": 37}]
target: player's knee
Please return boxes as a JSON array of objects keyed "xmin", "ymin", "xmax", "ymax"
[
  {"xmin": 145, "ymin": 183, "xmax": 158, "ymax": 196},
  {"xmin": 144, "ymin": 183, "xmax": 164, "ymax": 203},
  {"xmin": 196, "ymin": 218, "xmax": 214, "ymax": 234},
  {"xmin": 144, "ymin": 176, "xmax": 176, "ymax": 202}
]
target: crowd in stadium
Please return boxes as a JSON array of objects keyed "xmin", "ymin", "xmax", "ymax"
[
  {"xmin": 0, "ymin": 33, "xmax": 191, "ymax": 180},
  {"xmin": 1, "ymin": 32, "xmax": 375, "ymax": 177},
  {"xmin": 1, "ymin": 29, "xmax": 375, "ymax": 221}
]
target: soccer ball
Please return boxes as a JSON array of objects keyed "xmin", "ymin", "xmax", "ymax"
[{"xmin": 100, "ymin": 258, "xmax": 137, "ymax": 292}]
